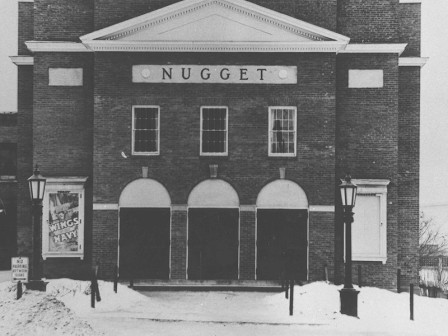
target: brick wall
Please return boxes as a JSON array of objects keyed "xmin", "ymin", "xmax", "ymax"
[
  {"xmin": 240, "ymin": 209, "xmax": 256, "ymax": 280},
  {"xmin": 93, "ymin": 52, "xmax": 336, "ymax": 207},
  {"xmin": 16, "ymin": 66, "xmax": 34, "ymax": 260},
  {"xmin": 337, "ymin": 0, "xmax": 400, "ymax": 43},
  {"xmin": 34, "ymin": 0, "xmax": 93, "ymax": 41},
  {"xmin": 32, "ymin": 53, "xmax": 94, "ymax": 276},
  {"xmin": 18, "ymin": 2, "xmax": 33, "ymax": 55},
  {"xmin": 335, "ymin": 54, "xmax": 400, "ymax": 289},
  {"xmin": 33, "ymin": 53, "xmax": 94, "ymax": 176},
  {"xmin": 308, "ymin": 211, "xmax": 334, "ymax": 282},
  {"xmin": 398, "ymin": 66, "xmax": 420, "ymax": 289},
  {"xmin": 90, "ymin": 210, "xmax": 118, "ymax": 279},
  {"xmin": 171, "ymin": 208, "xmax": 187, "ymax": 279},
  {"xmin": 398, "ymin": 3, "xmax": 421, "ymax": 57}
]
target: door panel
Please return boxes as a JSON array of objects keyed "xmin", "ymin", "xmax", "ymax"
[
  {"xmin": 188, "ymin": 208, "xmax": 239, "ymax": 280},
  {"xmin": 119, "ymin": 208, "xmax": 170, "ymax": 279},
  {"xmin": 257, "ymin": 209, "xmax": 307, "ymax": 281}
]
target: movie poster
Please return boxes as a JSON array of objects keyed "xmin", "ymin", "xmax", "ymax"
[{"xmin": 47, "ymin": 191, "xmax": 80, "ymax": 253}]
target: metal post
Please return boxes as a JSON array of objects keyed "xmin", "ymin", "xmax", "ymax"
[
  {"xmin": 289, "ymin": 279, "xmax": 294, "ymax": 316},
  {"xmin": 17, "ymin": 281, "xmax": 22, "ymax": 300},
  {"xmin": 340, "ymin": 207, "xmax": 359, "ymax": 317},
  {"xmin": 410, "ymin": 284, "xmax": 414, "ymax": 321},
  {"xmin": 345, "ymin": 212, "xmax": 353, "ymax": 289},
  {"xmin": 91, "ymin": 271, "xmax": 95, "ymax": 308},
  {"xmin": 397, "ymin": 269, "xmax": 401, "ymax": 294},
  {"xmin": 32, "ymin": 203, "xmax": 43, "ymax": 280},
  {"xmin": 114, "ymin": 265, "xmax": 118, "ymax": 293},
  {"xmin": 358, "ymin": 265, "xmax": 362, "ymax": 288},
  {"xmin": 285, "ymin": 280, "xmax": 289, "ymax": 299}
]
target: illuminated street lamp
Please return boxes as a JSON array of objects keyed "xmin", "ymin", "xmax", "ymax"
[
  {"xmin": 28, "ymin": 165, "xmax": 46, "ymax": 288},
  {"xmin": 339, "ymin": 174, "xmax": 359, "ymax": 317}
]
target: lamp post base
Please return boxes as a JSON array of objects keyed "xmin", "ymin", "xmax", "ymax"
[
  {"xmin": 25, "ymin": 280, "xmax": 48, "ymax": 292},
  {"xmin": 340, "ymin": 288, "xmax": 360, "ymax": 317}
]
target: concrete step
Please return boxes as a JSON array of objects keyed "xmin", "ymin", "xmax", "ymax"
[{"xmin": 120, "ymin": 279, "xmax": 285, "ymax": 292}]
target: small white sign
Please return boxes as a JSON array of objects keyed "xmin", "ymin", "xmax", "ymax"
[{"xmin": 11, "ymin": 257, "xmax": 29, "ymax": 283}]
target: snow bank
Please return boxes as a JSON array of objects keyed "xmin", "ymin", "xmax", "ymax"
[
  {"xmin": 47, "ymin": 279, "xmax": 148, "ymax": 314},
  {"xmin": 0, "ymin": 281, "xmax": 99, "ymax": 336}
]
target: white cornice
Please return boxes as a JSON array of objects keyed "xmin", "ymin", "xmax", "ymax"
[
  {"xmin": 399, "ymin": 0, "xmax": 421, "ymax": 3},
  {"xmin": 25, "ymin": 41, "xmax": 91, "ymax": 53},
  {"xmin": 18, "ymin": 0, "xmax": 34, "ymax": 2},
  {"xmin": 46, "ymin": 176, "xmax": 89, "ymax": 184},
  {"xmin": 399, "ymin": 57, "xmax": 428, "ymax": 67},
  {"xmin": 9, "ymin": 56, "xmax": 34, "ymax": 65},
  {"xmin": 339, "ymin": 43, "xmax": 407, "ymax": 55},
  {"xmin": 83, "ymin": 40, "xmax": 347, "ymax": 53}
]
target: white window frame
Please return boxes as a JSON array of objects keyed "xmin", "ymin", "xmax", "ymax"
[
  {"xmin": 41, "ymin": 177, "xmax": 88, "ymax": 260},
  {"xmin": 132, "ymin": 105, "xmax": 160, "ymax": 156},
  {"xmin": 200, "ymin": 106, "xmax": 228, "ymax": 156},
  {"xmin": 349, "ymin": 179, "xmax": 390, "ymax": 264},
  {"xmin": 268, "ymin": 106, "xmax": 297, "ymax": 157}
]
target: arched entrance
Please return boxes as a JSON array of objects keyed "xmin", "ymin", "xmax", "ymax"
[
  {"xmin": 256, "ymin": 180, "xmax": 308, "ymax": 281},
  {"xmin": 118, "ymin": 179, "xmax": 171, "ymax": 279},
  {"xmin": 187, "ymin": 179, "xmax": 239, "ymax": 280}
]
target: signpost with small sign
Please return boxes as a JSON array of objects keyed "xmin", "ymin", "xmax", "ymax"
[{"xmin": 11, "ymin": 257, "xmax": 29, "ymax": 283}]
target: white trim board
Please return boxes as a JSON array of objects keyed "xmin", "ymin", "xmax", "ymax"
[
  {"xmin": 9, "ymin": 56, "xmax": 34, "ymax": 65},
  {"xmin": 93, "ymin": 204, "xmax": 119, "ymax": 211},
  {"xmin": 339, "ymin": 44, "xmax": 407, "ymax": 55},
  {"xmin": 399, "ymin": 57, "xmax": 428, "ymax": 67}
]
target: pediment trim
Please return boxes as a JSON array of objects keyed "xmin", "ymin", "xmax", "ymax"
[{"xmin": 79, "ymin": 0, "xmax": 349, "ymax": 53}]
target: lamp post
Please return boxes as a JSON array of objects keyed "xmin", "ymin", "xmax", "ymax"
[
  {"xmin": 28, "ymin": 165, "xmax": 47, "ymax": 289},
  {"xmin": 339, "ymin": 174, "xmax": 359, "ymax": 317}
]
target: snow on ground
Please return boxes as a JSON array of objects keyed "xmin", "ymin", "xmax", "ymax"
[
  {"xmin": 1, "ymin": 274, "xmax": 448, "ymax": 335},
  {"xmin": 0, "ymin": 281, "xmax": 99, "ymax": 336}
]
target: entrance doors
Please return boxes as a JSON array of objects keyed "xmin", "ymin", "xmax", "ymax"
[
  {"xmin": 119, "ymin": 208, "xmax": 170, "ymax": 279},
  {"xmin": 257, "ymin": 209, "xmax": 308, "ymax": 281},
  {"xmin": 188, "ymin": 208, "xmax": 239, "ymax": 280}
]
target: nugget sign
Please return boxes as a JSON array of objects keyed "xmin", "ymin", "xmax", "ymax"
[
  {"xmin": 11, "ymin": 257, "xmax": 29, "ymax": 283},
  {"xmin": 133, "ymin": 65, "xmax": 297, "ymax": 84}
]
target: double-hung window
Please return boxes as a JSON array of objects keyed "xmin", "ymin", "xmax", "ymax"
[
  {"xmin": 132, "ymin": 106, "xmax": 160, "ymax": 155},
  {"xmin": 268, "ymin": 107, "xmax": 297, "ymax": 157},
  {"xmin": 200, "ymin": 106, "xmax": 228, "ymax": 156}
]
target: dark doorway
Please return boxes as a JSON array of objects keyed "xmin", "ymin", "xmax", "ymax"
[
  {"xmin": 188, "ymin": 208, "xmax": 239, "ymax": 280},
  {"xmin": 119, "ymin": 208, "xmax": 170, "ymax": 279},
  {"xmin": 257, "ymin": 209, "xmax": 308, "ymax": 281}
]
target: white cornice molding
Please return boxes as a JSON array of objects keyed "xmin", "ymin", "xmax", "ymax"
[
  {"xmin": 9, "ymin": 56, "xmax": 34, "ymax": 65},
  {"xmin": 339, "ymin": 43, "xmax": 407, "ymax": 55},
  {"xmin": 18, "ymin": 0, "xmax": 34, "ymax": 3},
  {"xmin": 83, "ymin": 40, "xmax": 347, "ymax": 53},
  {"xmin": 25, "ymin": 41, "xmax": 91, "ymax": 53},
  {"xmin": 399, "ymin": 0, "xmax": 421, "ymax": 3},
  {"xmin": 399, "ymin": 57, "xmax": 428, "ymax": 67},
  {"xmin": 46, "ymin": 176, "xmax": 89, "ymax": 184},
  {"xmin": 352, "ymin": 179, "xmax": 390, "ymax": 194}
]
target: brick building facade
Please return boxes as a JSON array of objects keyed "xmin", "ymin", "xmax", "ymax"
[{"xmin": 8, "ymin": 0, "xmax": 425, "ymax": 290}]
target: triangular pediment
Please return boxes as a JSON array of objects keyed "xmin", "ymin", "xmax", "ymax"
[{"xmin": 81, "ymin": 0, "xmax": 349, "ymax": 52}]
